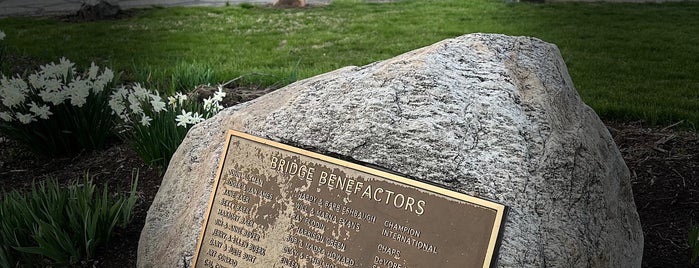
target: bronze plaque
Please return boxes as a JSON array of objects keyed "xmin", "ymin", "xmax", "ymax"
[{"xmin": 193, "ymin": 130, "xmax": 507, "ymax": 268}]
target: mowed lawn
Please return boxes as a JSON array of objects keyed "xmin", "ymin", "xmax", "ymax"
[{"xmin": 0, "ymin": 0, "xmax": 697, "ymax": 127}]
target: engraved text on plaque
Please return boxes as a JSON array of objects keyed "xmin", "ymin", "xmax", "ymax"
[{"xmin": 192, "ymin": 130, "xmax": 507, "ymax": 268}]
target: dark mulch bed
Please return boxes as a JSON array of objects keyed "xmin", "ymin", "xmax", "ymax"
[
  {"xmin": 0, "ymin": 121, "xmax": 697, "ymax": 267},
  {"xmin": 609, "ymin": 121, "xmax": 699, "ymax": 267}
]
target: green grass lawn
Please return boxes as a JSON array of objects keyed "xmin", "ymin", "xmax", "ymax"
[{"xmin": 1, "ymin": 0, "xmax": 697, "ymax": 128}]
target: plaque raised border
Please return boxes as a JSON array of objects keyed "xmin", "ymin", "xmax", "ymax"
[{"xmin": 193, "ymin": 130, "xmax": 507, "ymax": 268}]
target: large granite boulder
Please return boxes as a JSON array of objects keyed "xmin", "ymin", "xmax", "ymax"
[{"xmin": 137, "ymin": 33, "xmax": 643, "ymax": 267}]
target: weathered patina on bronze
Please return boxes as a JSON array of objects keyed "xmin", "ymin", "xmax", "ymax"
[{"xmin": 193, "ymin": 130, "xmax": 507, "ymax": 268}]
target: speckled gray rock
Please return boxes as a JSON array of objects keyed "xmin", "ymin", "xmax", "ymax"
[{"xmin": 137, "ymin": 33, "xmax": 643, "ymax": 267}]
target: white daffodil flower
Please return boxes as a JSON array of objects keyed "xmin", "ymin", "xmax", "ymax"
[
  {"xmin": 28, "ymin": 73, "xmax": 43, "ymax": 89},
  {"xmin": 16, "ymin": 112, "xmax": 36, "ymax": 124},
  {"xmin": 150, "ymin": 95, "xmax": 167, "ymax": 113},
  {"xmin": 203, "ymin": 97, "xmax": 214, "ymax": 111},
  {"xmin": 57, "ymin": 57, "xmax": 75, "ymax": 79},
  {"xmin": 0, "ymin": 111, "xmax": 12, "ymax": 122},
  {"xmin": 108, "ymin": 94, "xmax": 126, "ymax": 117},
  {"xmin": 93, "ymin": 67, "xmax": 114, "ymax": 93},
  {"xmin": 102, "ymin": 67, "xmax": 114, "ymax": 82},
  {"xmin": 167, "ymin": 96, "xmax": 177, "ymax": 106},
  {"xmin": 88, "ymin": 62, "xmax": 99, "ymax": 80},
  {"xmin": 191, "ymin": 112, "xmax": 204, "ymax": 124},
  {"xmin": 140, "ymin": 114, "xmax": 152, "ymax": 127},
  {"xmin": 39, "ymin": 63, "xmax": 53, "ymax": 78},
  {"xmin": 43, "ymin": 77, "xmax": 61, "ymax": 92},
  {"xmin": 113, "ymin": 85, "xmax": 129, "ymax": 98},
  {"xmin": 39, "ymin": 89, "xmax": 66, "ymax": 106},
  {"xmin": 133, "ymin": 83, "xmax": 149, "ymax": 99},
  {"xmin": 176, "ymin": 109, "xmax": 193, "ymax": 127},
  {"xmin": 128, "ymin": 94, "xmax": 142, "ymax": 115},
  {"xmin": 28, "ymin": 102, "xmax": 52, "ymax": 120},
  {"xmin": 213, "ymin": 86, "xmax": 226, "ymax": 102},
  {"xmin": 174, "ymin": 92, "xmax": 187, "ymax": 105},
  {"xmin": 68, "ymin": 79, "xmax": 91, "ymax": 107},
  {"xmin": 0, "ymin": 30, "xmax": 5, "ymax": 41},
  {"xmin": 0, "ymin": 75, "xmax": 29, "ymax": 108}
]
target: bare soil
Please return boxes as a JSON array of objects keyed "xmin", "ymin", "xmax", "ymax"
[{"xmin": 0, "ymin": 120, "xmax": 697, "ymax": 267}]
